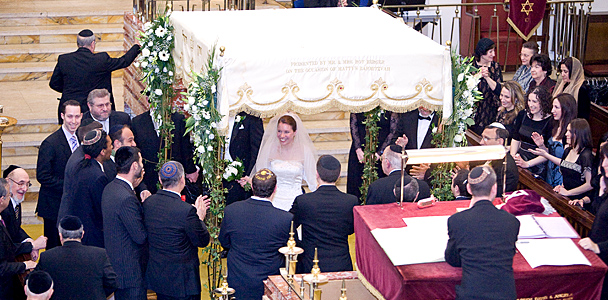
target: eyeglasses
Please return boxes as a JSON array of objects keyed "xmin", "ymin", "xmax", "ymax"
[{"xmin": 8, "ymin": 178, "xmax": 32, "ymax": 188}]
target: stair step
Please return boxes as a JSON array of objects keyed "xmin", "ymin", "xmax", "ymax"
[
  {"xmin": 21, "ymin": 202, "xmax": 42, "ymax": 225},
  {"xmin": 0, "ymin": 61, "xmax": 124, "ymax": 81},
  {"xmin": 299, "ymin": 110, "xmax": 348, "ymax": 121},
  {"xmin": 0, "ymin": 23, "xmax": 125, "ymax": 45},
  {"xmin": 0, "ymin": 41, "xmax": 125, "ymax": 63},
  {"xmin": 4, "ymin": 119, "xmax": 59, "ymax": 134}
]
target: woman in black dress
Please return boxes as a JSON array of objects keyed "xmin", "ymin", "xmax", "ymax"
[
  {"xmin": 510, "ymin": 86, "xmax": 554, "ymax": 177},
  {"xmin": 577, "ymin": 142, "xmax": 608, "ymax": 299},
  {"xmin": 530, "ymin": 118, "xmax": 594, "ymax": 202},
  {"xmin": 346, "ymin": 111, "xmax": 396, "ymax": 201},
  {"xmin": 471, "ymin": 38, "xmax": 503, "ymax": 134}
]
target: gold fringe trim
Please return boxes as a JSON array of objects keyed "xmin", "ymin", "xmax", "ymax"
[
  {"xmin": 506, "ymin": 16, "xmax": 543, "ymax": 41},
  {"xmin": 355, "ymin": 262, "xmax": 386, "ymax": 300},
  {"xmin": 227, "ymin": 99, "xmax": 443, "ymax": 118}
]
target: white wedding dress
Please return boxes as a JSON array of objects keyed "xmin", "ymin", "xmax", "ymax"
[{"xmin": 270, "ymin": 159, "xmax": 304, "ymax": 211}]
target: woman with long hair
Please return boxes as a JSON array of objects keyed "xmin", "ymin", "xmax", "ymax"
[
  {"xmin": 553, "ymin": 57, "xmax": 591, "ymax": 119},
  {"xmin": 530, "ymin": 118, "xmax": 594, "ymax": 203},
  {"xmin": 240, "ymin": 113, "xmax": 317, "ymax": 211},
  {"xmin": 471, "ymin": 38, "xmax": 503, "ymax": 134},
  {"xmin": 515, "ymin": 93, "xmax": 577, "ymax": 186},
  {"xmin": 496, "ymin": 80, "xmax": 526, "ymax": 137},
  {"xmin": 510, "ymin": 86, "xmax": 554, "ymax": 177},
  {"xmin": 577, "ymin": 142, "xmax": 608, "ymax": 299}
]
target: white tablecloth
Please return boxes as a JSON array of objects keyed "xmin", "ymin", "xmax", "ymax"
[{"xmin": 171, "ymin": 7, "xmax": 452, "ymax": 129}]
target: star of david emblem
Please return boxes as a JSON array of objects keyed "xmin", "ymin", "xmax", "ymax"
[{"xmin": 521, "ymin": 0, "xmax": 534, "ymax": 16}]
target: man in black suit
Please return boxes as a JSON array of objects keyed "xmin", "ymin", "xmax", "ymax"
[
  {"xmin": 445, "ymin": 166, "xmax": 520, "ymax": 299},
  {"xmin": 106, "ymin": 125, "xmax": 151, "ymax": 200},
  {"xmin": 143, "ymin": 161, "xmax": 210, "ymax": 300},
  {"xmin": 290, "ymin": 155, "xmax": 357, "ymax": 273},
  {"xmin": 477, "ymin": 123, "xmax": 519, "ymax": 195},
  {"xmin": 49, "ymin": 29, "xmax": 140, "ymax": 123},
  {"xmin": 393, "ymin": 175, "xmax": 420, "ymax": 202},
  {"xmin": 219, "ymin": 168, "xmax": 292, "ymax": 300},
  {"xmin": 392, "ymin": 107, "xmax": 439, "ymax": 180},
  {"xmin": 36, "ymin": 100, "xmax": 82, "ymax": 250},
  {"xmin": 57, "ymin": 129, "xmax": 112, "ymax": 247},
  {"xmin": 82, "ymin": 89, "xmax": 131, "ymax": 133},
  {"xmin": 0, "ymin": 178, "xmax": 38, "ymax": 300},
  {"xmin": 2, "ymin": 167, "xmax": 47, "ymax": 259},
  {"xmin": 102, "ymin": 147, "xmax": 147, "ymax": 300},
  {"xmin": 366, "ymin": 145, "xmax": 431, "ymax": 205},
  {"xmin": 131, "ymin": 110, "xmax": 198, "ymax": 194},
  {"xmin": 225, "ymin": 112, "xmax": 263, "ymax": 205},
  {"xmin": 37, "ymin": 215, "xmax": 117, "ymax": 300}
]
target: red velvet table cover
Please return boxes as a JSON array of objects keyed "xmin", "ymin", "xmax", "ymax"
[{"xmin": 354, "ymin": 201, "xmax": 608, "ymax": 300}]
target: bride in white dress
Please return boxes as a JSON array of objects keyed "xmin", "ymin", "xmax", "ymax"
[{"xmin": 240, "ymin": 113, "xmax": 317, "ymax": 211}]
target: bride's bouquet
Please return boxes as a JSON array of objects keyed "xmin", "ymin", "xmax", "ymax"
[{"xmin": 223, "ymin": 159, "xmax": 245, "ymax": 182}]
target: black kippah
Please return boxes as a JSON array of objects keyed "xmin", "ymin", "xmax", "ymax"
[
  {"xmin": 60, "ymin": 215, "xmax": 82, "ymax": 230},
  {"xmin": 78, "ymin": 29, "xmax": 94, "ymax": 37},
  {"xmin": 389, "ymin": 144, "xmax": 403, "ymax": 153},
  {"xmin": 3, "ymin": 165, "xmax": 20, "ymax": 178},
  {"xmin": 318, "ymin": 155, "xmax": 340, "ymax": 171},
  {"xmin": 26, "ymin": 271, "xmax": 53, "ymax": 294}
]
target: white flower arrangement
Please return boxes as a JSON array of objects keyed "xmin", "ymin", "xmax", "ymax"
[
  {"xmin": 183, "ymin": 45, "xmax": 223, "ymax": 187},
  {"xmin": 222, "ymin": 159, "xmax": 244, "ymax": 182},
  {"xmin": 136, "ymin": 9, "xmax": 175, "ymax": 129}
]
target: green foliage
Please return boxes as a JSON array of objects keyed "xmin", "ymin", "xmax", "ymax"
[
  {"xmin": 429, "ymin": 50, "xmax": 483, "ymax": 201},
  {"xmin": 359, "ymin": 108, "xmax": 382, "ymax": 204}
]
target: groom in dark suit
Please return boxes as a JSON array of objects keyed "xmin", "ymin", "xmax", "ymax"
[
  {"xmin": 366, "ymin": 145, "xmax": 431, "ymax": 205},
  {"xmin": 102, "ymin": 147, "xmax": 147, "ymax": 300},
  {"xmin": 219, "ymin": 169, "xmax": 292, "ymax": 300},
  {"xmin": 224, "ymin": 112, "xmax": 263, "ymax": 206},
  {"xmin": 445, "ymin": 166, "xmax": 520, "ymax": 299},
  {"xmin": 143, "ymin": 161, "xmax": 210, "ymax": 300},
  {"xmin": 290, "ymin": 155, "xmax": 358, "ymax": 273}
]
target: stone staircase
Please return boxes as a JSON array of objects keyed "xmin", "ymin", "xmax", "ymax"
[
  {"xmin": 0, "ymin": 6, "xmax": 352, "ymax": 226},
  {"xmin": 0, "ymin": 8, "xmax": 130, "ymax": 224}
]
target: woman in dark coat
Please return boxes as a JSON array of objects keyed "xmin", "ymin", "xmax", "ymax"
[{"xmin": 471, "ymin": 38, "xmax": 503, "ymax": 134}]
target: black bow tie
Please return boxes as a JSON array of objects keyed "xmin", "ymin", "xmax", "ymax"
[{"xmin": 418, "ymin": 115, "xmax": 431, "ymax": 121}]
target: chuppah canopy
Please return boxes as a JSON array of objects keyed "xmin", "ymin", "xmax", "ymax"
[{"xmin": 170, "ymin": 7, "xmax": 452, "ymax": 131}]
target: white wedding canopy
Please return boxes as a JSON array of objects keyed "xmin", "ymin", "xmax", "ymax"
[{"xmin": 171, "ymin": 7, "xmax": 452, "ymax": 131}]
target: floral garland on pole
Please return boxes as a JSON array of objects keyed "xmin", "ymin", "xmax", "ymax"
[
  {"xmin": 135, "ymin": 7, "xmax": 176, "ymax": 168},
  {"xmin": 359, "ymin": 107, "xmax": 382, "ymax": 204},
  {"xmin": 182, "ymin": 45, "xmax": 225, "ymax": 297},
  {"xmin": 430, "ymin": 50, "xmax": 483, "ymax": 201}
]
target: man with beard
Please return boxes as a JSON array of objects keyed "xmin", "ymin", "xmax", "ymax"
[{"xmin": 102, "ymin": 146, "xmax": 147, "ymax": 300}]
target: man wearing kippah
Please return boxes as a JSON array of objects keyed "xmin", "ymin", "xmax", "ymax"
[
  {"xmin": 366, "ymin": 145, "xmax": 431, "ymax": 205},
  {"xmin": 143, "ymin": 161, "xmax": 210, "ymax": 300},
  {"xmin": 445, "ymin": 166, "xmax": 520, "ymax": 300},
  {"xmin": 219, "ymin": 168, "xmax": 292, "ymax": 300},
  {"xmin": 24, "ymin": 270, "xmax": 54, "ymax": 300},
  {"xmin": 36, "ymin": 215, "xmax": 117, "ymax": 300},
  {"xmin": 49, "ymin": 29, "xmax": 141, "ymax": 124},
  {"xmin": 290, "ymin": 155, "xmax": 358, "ymax": 273}
]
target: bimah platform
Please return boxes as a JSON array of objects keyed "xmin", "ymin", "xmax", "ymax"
[{"xmin": 354, "ymin": 201, "xmax": 608, "ymax": 300}]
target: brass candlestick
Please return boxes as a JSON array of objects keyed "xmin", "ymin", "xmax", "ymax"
[
  {"xmin": 212, "ymin": 268, "xmax": 235, "ymax": 299},
  {"xmin": 278, "ymin": 221, "xmax": 303, "ymax": 284},
  {"xmin": 399, "ymin": 148, "xmax": 409, "ymax": 207},
  {"xmin": 303, "ymin": 248, "xmax": 328, "ymax": 300},
  {"xmin": 339, "ymin": 279, "xmax": 348, "ymax": 300},
  {"xmin": 0, "ymin": 113, "xmax": 17, "ymax": 171}
]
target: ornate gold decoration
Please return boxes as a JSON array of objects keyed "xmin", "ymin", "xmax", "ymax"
[
  {"xmin": 521, "ymin": 0, "xmax": 534, "ymax": 16},
  {"xmin": 220, "ymin": 46, "xmax": 225, "ymax": 57}
]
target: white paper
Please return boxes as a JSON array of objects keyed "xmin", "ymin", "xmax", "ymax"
[
  {"xmin": 534, "ymin": 217, "xmax": 579, "ymax": 239},
  {"xmin": 371, "ymin": 216, "xmax": 449, "ymax": 266},
  {"xmin": 516, "ymin": 238, "xmax": 591, "ymax": 268},
  {"xmin": 516, "ymin": 215, "xmax": 546, "ymax": 239}
]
